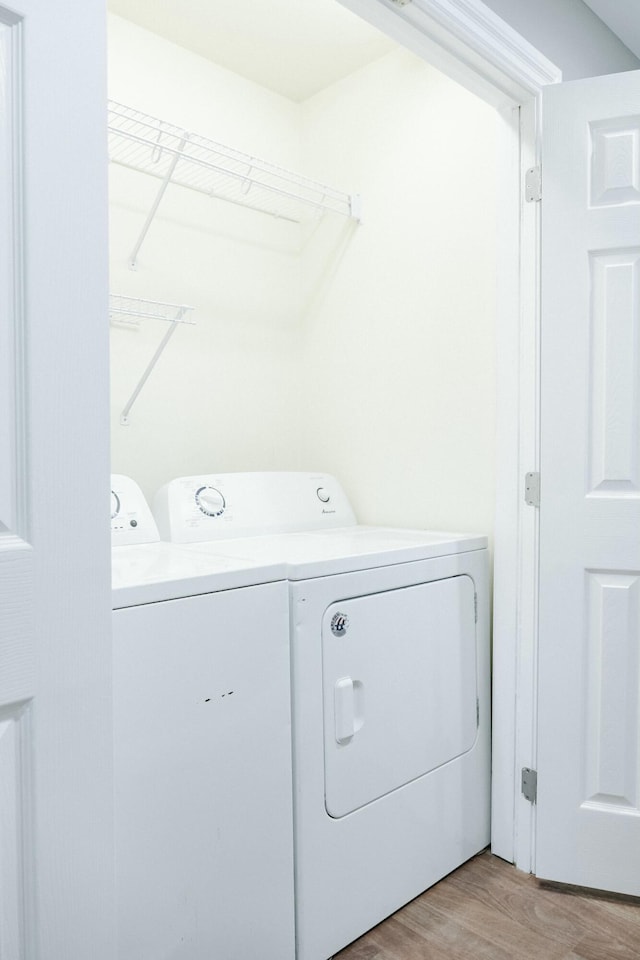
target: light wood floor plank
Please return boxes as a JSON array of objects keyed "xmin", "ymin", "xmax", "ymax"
[{"xmin": 334, "ymin": 851, "xmax": 640, "ymax": 960}]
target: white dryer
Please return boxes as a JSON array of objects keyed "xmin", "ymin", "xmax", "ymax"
[
  {"xmin": 111, "ymin": 475, "xmax": 295, "ymax": 960},
  {"xmin": 155, "ymin": 472, "xmax": 490, "ymax": 960}
]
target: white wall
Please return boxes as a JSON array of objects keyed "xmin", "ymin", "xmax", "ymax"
[
  {"xmin": 299, "ymin": 51, "xmax": 497, "ymax": 534},
  {"xmin": 109, "ymin": 15, "xmax": 305, "ymax": 501},
  {"xmin": 481, "ymin": 0, "xmax": 640, "ymax": 79},
  {"xmin": 109, "ymin": 18, "xmax": 498, "ymax": 540}
]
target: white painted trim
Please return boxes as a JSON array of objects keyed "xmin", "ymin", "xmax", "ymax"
[
  {"xmin": 339, "ymin": 0, "xmax": 561, "ymax": 871},
  {"xmin": 512, "ymin": 95, "xmax": 541, "ymax": 873},
  {"xmin": 339, "ymin": 0, "xmax": 561, "ymax": 107},
  {"xmin": 490, "ymin": 97, "xmax": 541, "ymax": 871},
  {"xmin": 490, "ymin": 103, "xmax": 522, "ymax": 863}
]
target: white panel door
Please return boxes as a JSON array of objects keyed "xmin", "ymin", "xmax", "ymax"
[
  {"xmin": 0, "ymin": 2, "xmax": 113, "ymax": 957},
  {"xmin": 538, "ymin": 70, "xmax": 640, "ymax": 894}
]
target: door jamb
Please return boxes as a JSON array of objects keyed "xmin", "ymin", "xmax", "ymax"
[{"xmin": 338, "ymin": 0, "xmax": 561, "ymax": 872}]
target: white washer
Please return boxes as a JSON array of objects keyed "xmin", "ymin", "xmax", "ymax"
[
  {"xmin": 111, "ymin": 475, "xmax": 295, "ymax": 960},
  {"xmin": 155, "ymin": 472, "xmax": 491, "ymax": 960}
]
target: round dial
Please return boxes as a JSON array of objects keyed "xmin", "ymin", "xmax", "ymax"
[
  {"xmin": 111, "ymin": 490, "xmax": 121, "ymax": 520},
  {"xmin": 195, "ymin": 485, "xmax": 226, "ymax": 518},
  {"xmin": 316, "ymin": 487, "xmax": 331, "ymax": 503}
]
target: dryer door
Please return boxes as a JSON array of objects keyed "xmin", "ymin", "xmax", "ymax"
[{"xmin": 323, "ymin": 575, "xmax": 478, "ymax": 818}]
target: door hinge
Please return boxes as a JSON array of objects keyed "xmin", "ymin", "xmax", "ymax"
[
  {"xmin": 521, "ymin": 767, "xmax": 537, "ymax": 803},
  {"xmin": 525, "ymin": 165, "xmax": 542, "ymax": 202},
  {"xmin": 525, "ymin": 472, "xmax": 540, "ymax": 507}
]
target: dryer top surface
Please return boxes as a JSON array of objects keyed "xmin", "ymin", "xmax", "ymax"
[{"xmin": 182, "ymin": 525, "xmax": 488, "ymax": 580}]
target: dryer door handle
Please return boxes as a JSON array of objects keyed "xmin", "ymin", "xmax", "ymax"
[
  {"xmin": 334, "ymin": 677, "xmax": 355, "ymax": 743},
  {"xmin": 334, "ymin": 678, "xmax": 365, "ymax": 743}
]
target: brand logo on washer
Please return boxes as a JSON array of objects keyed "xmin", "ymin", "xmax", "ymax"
[{"xmin": 331, "ymin": 612, "xmax": 349, "ymax": 636}]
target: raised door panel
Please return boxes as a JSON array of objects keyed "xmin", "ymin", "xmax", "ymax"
[
  {"xmin": 588, "ymin": 249, "xmax": 640, "ymax": 494},
  {"xmin": 584, "ymin": 572, "xmax": 640, "ymax": 811}
]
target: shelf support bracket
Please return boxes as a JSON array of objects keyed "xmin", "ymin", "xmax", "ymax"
[
  {"xmin": 128, "ymin": 133, "xmax": 189, "ymax": 269},
  {"xmin": 119, "ymin": 308, "xmax": 187, "ymax": 425}
]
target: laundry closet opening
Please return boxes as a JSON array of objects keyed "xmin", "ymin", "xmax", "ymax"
[{"xmin": 108, "ymin": 2, "xmax": 497, "ymax": 542}]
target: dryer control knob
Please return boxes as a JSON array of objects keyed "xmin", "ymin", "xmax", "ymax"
[
  {"xmin": 316, "ymin": 487, "xmax": 331, "ymax": 503},
  {"xmin": 111, "ymin": 490, "xmax": 120, "ymax": 520},
  {"xmin": 195, "ymin": 486, "xmax": 226, "ymax": 517}
]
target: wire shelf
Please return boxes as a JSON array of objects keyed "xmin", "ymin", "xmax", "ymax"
[
  {"xmin": 109, "ymin": 294, "xmax": 195, "ymax": 326},
  {"xmin": 108, "ymin": 100, "xmax": 359, "ymax": 225}
]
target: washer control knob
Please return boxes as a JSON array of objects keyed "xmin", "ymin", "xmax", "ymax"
[
  {"xmin": 316, "ymin": 487, "xmax": 331, "ymax": 503},
  {"xmin": 195, "ymin": 485, "xmax": 226, "ymax": 517},
  {"xmin": 111, "ymin": 491, "xmax": 120, "ymax": 520}
]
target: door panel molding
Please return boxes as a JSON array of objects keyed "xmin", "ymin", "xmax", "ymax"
[
  {"xmin": 0, "ymin": 702, "xmax": 33, "ymax": 959},
  {"xmin": 0, "ymin": 549, "xmax": 34, "ymax": 706},
  {"xmin": 0, "ymin": 14, "xmax": 26, "ymax": 540}
]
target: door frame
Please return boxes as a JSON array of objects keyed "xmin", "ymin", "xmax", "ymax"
[{"xmin": 339, "ymin": 0, "xmax": 561, "ymax": 871}]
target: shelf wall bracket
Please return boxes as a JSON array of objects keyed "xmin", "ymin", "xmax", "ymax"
[
  {"xmin": 110, "ymin": 300, "xmax": 194, "ymax": 426},
  {"xmin": 128, "ymin": 133, "xmax": 190, "ymax": 270}
]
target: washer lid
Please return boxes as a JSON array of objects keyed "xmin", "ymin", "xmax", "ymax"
[{"xmin": 112, "ymin": 542, "xmax": 286, "ymax": 609}]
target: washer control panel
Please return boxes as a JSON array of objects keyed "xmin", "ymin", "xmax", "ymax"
[
  {"xmin": 111, "ymin": 475, "xmax": 160, "ymax": 545},
  {"xmin": 154, "ymin": 472, "xmax": 357, "ymax": 543}
]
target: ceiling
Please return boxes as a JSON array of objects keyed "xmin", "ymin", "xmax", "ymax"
[
  {"xmin": 109, "ymin": 0, "xmax": 640, "ymax": 102},
  {"xmin": 107, "ymin": 0, "xmax": 394, "ymax": 102},
  {"xmin": 582, "ymin": 0, "xmax": 640, "ymax": 59}
]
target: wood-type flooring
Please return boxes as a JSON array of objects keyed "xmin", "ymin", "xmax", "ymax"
[{"xmin": 333, "ymin": 850, "xmax": 640, "ymax": 960}]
